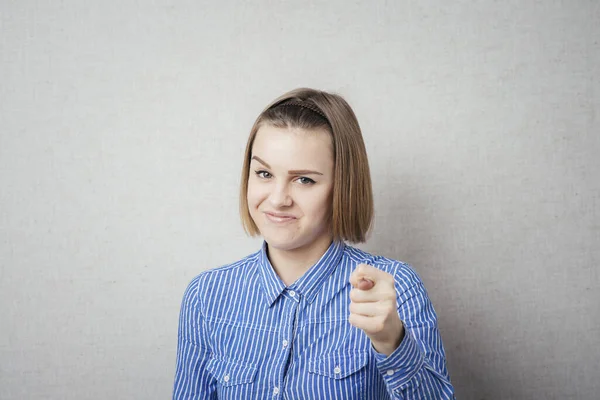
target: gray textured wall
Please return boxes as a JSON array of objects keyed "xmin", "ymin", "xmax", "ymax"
[{"xmin": 1, "ymin": 1, "xmax": 598, "ymax": 399}]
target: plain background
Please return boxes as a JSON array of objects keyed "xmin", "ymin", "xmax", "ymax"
[{"xmin": 1, "ymin": 1, "xmax": 598, "ymax": 399}]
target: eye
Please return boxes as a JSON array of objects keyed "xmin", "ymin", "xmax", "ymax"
[
  {"xmin": 297, "ymin": 176, "xmax": 316, "ymax": 185},
  {"xmin": 254, "ymin": 170, "xmax": 272, "ymax": 179}
]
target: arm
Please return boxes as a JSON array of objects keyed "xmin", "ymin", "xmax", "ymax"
[
  {"xmin": 349, "ymin": 264, "xmax": 455, "ymax": 399},
  {"xmin": 173, "ymin": 276, "xmax": 216, "ymax": 399},
  {"xmin": 373, "ymin": 279, "xmax": 455, "ymax": 399}
]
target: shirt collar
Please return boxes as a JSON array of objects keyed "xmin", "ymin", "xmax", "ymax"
[{"xmin": 256, "ymin": 240, "xmax": 346, "ymax": 307}]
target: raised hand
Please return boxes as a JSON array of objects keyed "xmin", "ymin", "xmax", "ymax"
[{"xmin": 348, "ymin": 264, "xmax": 405, "ymax": 357}]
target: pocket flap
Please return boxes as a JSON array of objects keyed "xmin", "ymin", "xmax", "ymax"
[
  {"xmin": 206, "ymin": 358, "xmax": 258, "ymax": 386},
  {"xmin": 308, "ymin": 351, "xmax": 369, "ymax": 379}
]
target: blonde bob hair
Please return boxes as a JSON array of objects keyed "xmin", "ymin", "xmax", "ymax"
[{"xmin": 239, "ymin": 88, "xmax": 373, "ymax": 243}]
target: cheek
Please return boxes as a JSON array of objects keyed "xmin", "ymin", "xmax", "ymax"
[
  {"xmin": 300, "ymin": 188, "xmax": 333, "ymax": 219},
  {"xmin": 246, "ymin": 181, "xmax": 266, "ymax": 208}
]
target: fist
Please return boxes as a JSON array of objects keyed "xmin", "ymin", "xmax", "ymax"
[{"xmin": 348, "ymin": 263, "xmax": 405, "ymax": 357}]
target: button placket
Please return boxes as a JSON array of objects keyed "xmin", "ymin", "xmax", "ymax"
[{"xmin": 279, "ymin": 293, "xmax": 300, "ymax": 397}]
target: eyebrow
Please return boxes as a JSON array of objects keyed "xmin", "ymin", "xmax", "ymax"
[{"xmin": 251, "ymin": 155, "xmax": 324, "ymax": 176}]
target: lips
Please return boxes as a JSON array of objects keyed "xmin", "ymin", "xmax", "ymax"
[{"xmin": 264, "ymin": 212, "xmax": 296, "ymax": 223}]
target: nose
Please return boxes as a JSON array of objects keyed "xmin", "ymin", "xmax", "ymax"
[{"xmin": 269, "ymin": 182, "xmax": 292, "ymax": 208}]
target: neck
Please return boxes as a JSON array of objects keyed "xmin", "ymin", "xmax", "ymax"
[{"xmin": 267, "ymin": 235, "xmax": 334, "ymax": 286}]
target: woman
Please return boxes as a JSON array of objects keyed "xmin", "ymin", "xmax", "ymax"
[{"xmin": 173, "ymin": 88, "xmax": 455, "ymax": 399}]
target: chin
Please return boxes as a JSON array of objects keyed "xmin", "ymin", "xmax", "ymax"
[
  {"xmin": 262, "ymin": 231, "xmax": 315, "ymax": 252},
  {"xmin": 263, "ymin": 236, "xmax": 302, "ymax": 252}
]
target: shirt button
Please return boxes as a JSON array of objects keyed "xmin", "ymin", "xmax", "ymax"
[
  {"xmin": 223, "ymin": 374, "xmax": 230, "ymax": 382},
  {"xmin": 386, "ymin": 369, "xmax": 395, "ymax": 376},
  {"xmin": 334, "ymin": 366, "xmax": 341, "ymax": 374},
  {"xmin": 282, "ymin": 339, "xmax": 288, "ymax": 348},
  {"xmin": 289, "ymin": 290, "xmax": 296, "ymax": 297},
  {"xmin": 273, "ymin": 386, "xmax": 280, "ymax": 395}
]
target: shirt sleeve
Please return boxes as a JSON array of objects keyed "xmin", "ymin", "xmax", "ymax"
[
  {"xmin": 173, "ymin": 276, "xmax": 217, "ymax": 399},
  {"xmin": 371, "ymin": 268, "xmax": 455, "ymax": 399}
]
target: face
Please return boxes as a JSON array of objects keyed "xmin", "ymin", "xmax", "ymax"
[{"xmin": 247, "ymin": 124, "xmax": 334, "ymax": 253}]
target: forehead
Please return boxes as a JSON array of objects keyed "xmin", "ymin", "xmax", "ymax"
[{"xmin": 252, "ymin": 125, "xmax": 333, "ymax": 168}]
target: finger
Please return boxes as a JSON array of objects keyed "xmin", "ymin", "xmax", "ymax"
[
  {"xmin": 349, "ymin": 288, "xmax": 382, "ymax": 303},
  {"xmin": 350, "ymin": 263, "xmax": 391, "ymax": 287},
  {"xmin": 349, "ymin": 264, "xmax": 377, "ymax": 287},
  {"xmin": 350, "ymin": 286, "xmax": 398, "ymax": 305},
  {"xmin": 348, "ymin": 313, "xmax": 384, "ymax": 334},
  {"xmin": 349, "ymin": 301, "xmax": 379, "ymax": 317},
  {"xmin": 357, "ymin": 277, "xmax": 374, "ymax": 291}
]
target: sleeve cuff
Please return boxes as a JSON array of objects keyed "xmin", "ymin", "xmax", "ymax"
[{"xmin": 371, "ymin": 328, "xmax": 425, "ymax": 390}]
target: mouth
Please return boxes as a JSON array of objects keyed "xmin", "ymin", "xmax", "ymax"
[{"xmin": 264, "ymin": 212, "xmax": 297, "ymax": 224}]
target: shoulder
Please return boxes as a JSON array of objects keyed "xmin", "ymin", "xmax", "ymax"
[
  {"xmin": 343, "ymin": 244, "xmax": 424, "ymax": 292},
  {"xmin": 182, "ymin": 250, "xmax": 261, "ymax": 306}
]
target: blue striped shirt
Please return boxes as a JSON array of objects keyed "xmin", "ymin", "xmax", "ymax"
[{"xmin": 173, "ymin": 241, "xmax": 455, "ymax": 399}]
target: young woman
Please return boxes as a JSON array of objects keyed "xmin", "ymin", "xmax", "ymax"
[{"xmin": 173, "ymin": 88, "xmax": 455, "ymax": 399}]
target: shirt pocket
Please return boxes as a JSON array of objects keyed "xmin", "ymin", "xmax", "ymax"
[
  {"xmin": 308, "ymin": 350, "xmax": 370, "ymax": 380},
  {"xmin": 206, "ymin": 357, "xmax": 258, "ymax": 387}
]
